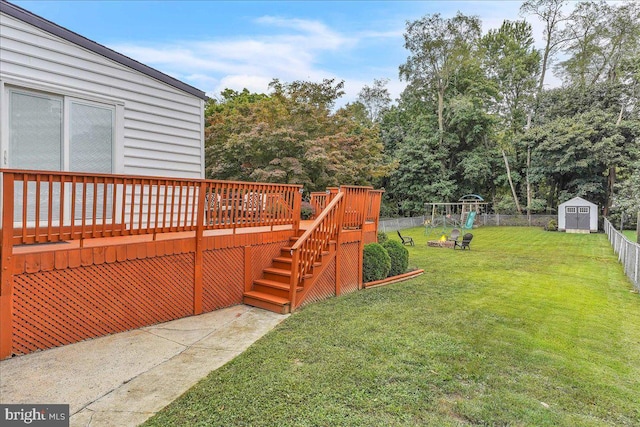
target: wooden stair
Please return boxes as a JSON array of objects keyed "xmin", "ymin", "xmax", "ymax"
[{"xmin": 243, "ymin": 232, "xmax": 334, "ymax": 314}]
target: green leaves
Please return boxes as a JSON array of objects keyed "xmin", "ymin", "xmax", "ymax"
[{"xmin": 205, "ymin": 79, "xmax": 385, "ymax": 191}]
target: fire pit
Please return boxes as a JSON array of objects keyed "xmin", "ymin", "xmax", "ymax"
[{"xmin": 427, "ymin": 240, "xmax": 455, "ymax": 248}]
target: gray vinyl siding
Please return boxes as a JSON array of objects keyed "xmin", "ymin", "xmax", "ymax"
[{"xmin": 0, "ymin": 12, "xmax": 205, "ymax": 178}]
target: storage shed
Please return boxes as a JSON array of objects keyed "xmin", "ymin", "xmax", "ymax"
[{"xmin": 558, "ymin": 197, "xmax": 598, "ymax": 233}]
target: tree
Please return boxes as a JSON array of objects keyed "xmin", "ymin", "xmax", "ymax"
[
  {"xmin": 613, "ymin": 160, "xmax": 640, "ymax": 243},
  {"xmin": 204, "ymin": 80, "xmax": 384, "ymax": 192},
  {"xmin": 400, "ymin": 12, "xmax": 482, "ymax": 145},
  {"xmin": 482, "ymin": 20, "xmax": 540, "ymax": 214},
  {"xmin": 520, "ymin": 0, "xmax": 569, "ymax": 94},
  {"xmin": 556, "ymin": 1, "xmax": 640, "ymax": 88},
  {"xmin": 357, "ymin": 78, "xmax": 392, "ymax": 123}
]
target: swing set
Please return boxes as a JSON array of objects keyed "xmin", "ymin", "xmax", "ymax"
[{"xmin": 424, "ymin": 195, "xmax": 488, "ymax": 236}]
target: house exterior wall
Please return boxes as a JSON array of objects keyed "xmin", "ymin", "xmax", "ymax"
[
  {"xmin": 558, "ymin": 197, "xmax": 598, "ymax": 232},
  {"xmin": 0, "ymin": 12, "xmax": 205, "ymax": 178}
]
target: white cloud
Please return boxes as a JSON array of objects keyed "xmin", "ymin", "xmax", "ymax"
[{"xmin": 109, "ymin": 16, "xmax": 357, "ymax": 98}]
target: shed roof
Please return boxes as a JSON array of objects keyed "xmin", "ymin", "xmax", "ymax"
[
  {"xmin": 0, "ymin": 0, "xmax": 207, "ymax": 100},
  {"xmin": 558, "ymin": 196, "xmax": 597, "ymax": 208}
]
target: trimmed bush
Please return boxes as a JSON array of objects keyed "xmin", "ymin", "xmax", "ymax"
[
  {"xmin": 382, "ymin": 240, "xmax": 409, "ymax": 277},
  {"xmin": 377, "ymin": 232, "xmax": 388, "ymax": 244},
  {"xmin": 363, "ymin": 243, "xmax": 391, "ymax": 283},
  {"xmin": 300, "ymin": 201, "xmax": 315, "ymax": 220}
]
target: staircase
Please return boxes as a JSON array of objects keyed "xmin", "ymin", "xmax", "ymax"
[
  {"xmin": 243, "ymin": 191, "xmax": 347, "ymax": 314},
  {"xmin": 243, "ymin": 230, "xmax": 337, "ymax": 314}
]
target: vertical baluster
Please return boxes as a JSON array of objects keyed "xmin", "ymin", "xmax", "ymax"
[
  {"xmin": 46, "ymin": 174, "xmax": 54, "ymax": 241},
  {"xmin": 184, "ymin": 183, "xmax": 191, "ymax": 229},
  {"xmin": 81, "ymin": 176, "xmax": 89, "ymax": 241},
  {"xmin": 128, "ymin": 178, "xmax": 136, "ymax": 234},
  {"xmin": 177, "ymin": 183, "xmax": 184, "ymax": 230},
  {"xmin": 91, "ymin": 176, "xmax": 98, "ymax": 238},
  {"xmin": 138, "ymin": 179, "xmax": 145, "ymax": 233},
  {"xmin": 146, "ymin": 179, "xmax": 153, "ymax": 231},
  {"xmin": 110, "ymin": 178, "xmax": 117, "ymax": 236},
  {"xmin": 59, "ymin": 175, "xmax": 66, "ymax": 240},
  {"xmin": 70, "ymin": 176, "xmax": 77, "ymax": 239},
  {"xmin": 101, "ymin": 178, "xmax": 108, "ymax": 237},
  {"xmin": 20, "ymin": 176, "xmax": 27, "ymax": 243},
  {"xmin": 34, "ymin": 175, "xmax": 42, "ymax": 242},
  {"xmin": 161, "ymin": 180, "xmax": 168, "ymax": 231}
]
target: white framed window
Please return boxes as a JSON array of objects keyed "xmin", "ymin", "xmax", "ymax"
[
  {"xmin": 6, "ymin": 86, "xmax": 118, "ymax": 226},
  {"xmin": 566, "ymin": 207, "xmax": 577, "ymax": 214},
  {"xmin": 8, "ymin": 87, "xmax": 114, "ymax": 173},
  {"xmin": 578, "ymin": 207, "xmax": 590, "ymax": 214}
]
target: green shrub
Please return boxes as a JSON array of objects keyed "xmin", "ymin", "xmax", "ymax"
[
  {"xmin": 300, "ymin": 201, "xmax": 315, "ymax": 220},
  {"xmin": 377, "ymin": 232, "xmax": 388, "ymax": 244},
  {"xmin": 545, "ymin": 219, "xmax": 557, "ymax": 231},
  {"xmin": 382, "ymin": 240, "xmax": 409, "ymax": 277},
  {"xmin": 363, "ymin": 243, "xmax": 391, "ymax": 283}
]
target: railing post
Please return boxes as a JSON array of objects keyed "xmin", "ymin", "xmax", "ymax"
[
  {"xmin": 289, "ymin": 248, "xmax": 300, "ymax": 310},
  {"xmin": 1, "ymin": 172, "xmax": 15, "ymax": 359},
  {"xmin": 292, "ymin": 188, "xmax": 302, "ymax": 234},
  {"xmin": 193, "ymin": 180, "xmax": 206, "ymax": 315}
]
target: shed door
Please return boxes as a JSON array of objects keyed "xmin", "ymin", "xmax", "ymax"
[
  {"xmin": 566, "ymin": 206, "xmax": 589, "ymax": 230},
  {"xmin": 577, "ymin": 207, "xmax": 590, "ymax": 230}
]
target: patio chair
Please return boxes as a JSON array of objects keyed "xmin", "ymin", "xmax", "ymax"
[
  {"xmin": 454, "ymin": 233, "xmax": 473, "ymax": 250},
  {"xmin": 397, "ymin": 230, "xmax": 414, "ymax": 246},
  {"xmin": 447, "ymin": 228, "xmax": 461, "ymax": 242}
]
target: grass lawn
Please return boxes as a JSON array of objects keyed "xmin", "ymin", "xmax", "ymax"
[
  {"xmin": 144, "ymin": 227, "xmax": 640, "ymax": 427},
  {"xmin": 623, "ymin": 230, "xmax": 638, "ymax": 242}
]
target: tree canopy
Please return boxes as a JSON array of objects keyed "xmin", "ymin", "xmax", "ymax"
[{"xmin": 204, "ymin": 0, "xmax": 639, "ymax": 220}]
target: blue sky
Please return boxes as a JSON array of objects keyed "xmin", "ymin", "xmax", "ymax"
[{"xmin": 13, "ymin": 1, "xmax": 566, "ymax": 105}]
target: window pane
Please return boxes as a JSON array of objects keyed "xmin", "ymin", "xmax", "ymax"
[
  {"xmin": 9, "ymin": 90, "xmax": 63, "ymax": 170},
  {"xmin": 70, "ymin": 102, "xmax": 114, "ymax": 221},
  {"xmin": 70, "ymin": 102, "xmax": 113, "ymax": 173}
]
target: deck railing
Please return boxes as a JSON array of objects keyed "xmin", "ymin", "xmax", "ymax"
[
  {"xmin": 289, "ymin": 191, "xmax": 345, "ymax": 309},
  {"xmin": 366, "ymin": 189, "xmax": 384, "ymax": 230},
  {"xmin": 341, "ymin": 185, "xmax": 372, "ymax": 229},
  {"xmin": 0, "ymin": 169, "xmax": 302, "ymax": 246}
]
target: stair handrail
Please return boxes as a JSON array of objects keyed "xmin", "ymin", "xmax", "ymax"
[{"xmin": 289, "ymin": 191, "xmax": 345, "ymax": 308}]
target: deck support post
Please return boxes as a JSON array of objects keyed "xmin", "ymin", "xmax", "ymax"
[
  {"xmin": 244, "ymin": 246, "xmax": 253, "ymax": 293},
  {"xmin": 193, "ymin": 181, "xmax": 206, "ymax": 315},
  {"xmin": 1, "ymin": 173, "xmax": 15, "ymax": 359}
]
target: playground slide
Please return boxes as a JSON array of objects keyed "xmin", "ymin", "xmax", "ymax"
[{"xmin": 464, "ymin": 211, "xmax": 476, "ymax": 229}]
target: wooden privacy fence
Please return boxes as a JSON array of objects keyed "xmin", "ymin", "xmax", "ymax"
[{"xmin": 604, "ymin": 218, "xmax": 640, "ymax": 292}]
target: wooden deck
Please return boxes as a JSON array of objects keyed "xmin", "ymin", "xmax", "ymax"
[{"xmin": 0, "ymin": 170, "xmax": 382, "ymax": 359}]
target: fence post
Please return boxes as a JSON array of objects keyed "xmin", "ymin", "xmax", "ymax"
[
  {"xmin": 634, "ymin": 245, "xmax": 640, "ymax": 290},
  {"xmin": 1, "ymin": 173, "xmax": 15, "ymax": 359}
]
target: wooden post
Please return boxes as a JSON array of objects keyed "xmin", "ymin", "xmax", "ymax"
[
  {"xmin": 193, "ymin": 181, "xmax": 206, "ymax": 315},
  {"xmin": 1, "ymin": 173, "xmax": 15, "ymax": 359},
  {"xmin": 289, "ymin": 248, "xmax": 299, "ymax": 309},
  {"xmin": 292, "ymin": 188, "xmax": 302, "ymax": 234},
  {"xmin": 335, "ymin": 233, "xmax": 342, "ymax": 297},
  {"xmin": 244, "ymin": 246, "xmax": 253, "ymax": 293}
]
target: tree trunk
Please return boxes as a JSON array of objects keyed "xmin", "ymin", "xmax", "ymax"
[
  {"xmin": 502, "ymin": 149, "xmax": 522, "ymax": 214},
  {"xmin": 637, "ymin": 211, "xmax": 640, "ymax": 244},
  {"xmin": 538, "ymin": 40, "xmax": 551, "ymax": 95},
  {"xmin": 525, "ymin": 114, "xmax": 532, "ymax": 224},
  {"xmin": 437, "ymin": 86, "xmax": 444, "ymax": 145},
  {"xmin": 526, "ymin": 146, "xmax": 532, "ymax": 225},
  {"xmin": 604, "ymin": 166, "xmax": 616, "ymax": 217},
  {"xmin": 604, "ymin": 103, "xmax": 625, "ymax": 217}
]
